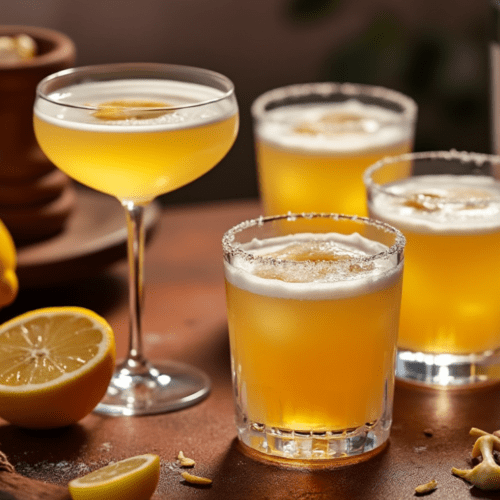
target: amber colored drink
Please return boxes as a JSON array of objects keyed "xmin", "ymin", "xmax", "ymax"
[
  {"xmin": 369, "ymin": 175, "xmax": 500, "ymax": 354},
  {"xmin": 223, "ymin": 214, "xmax": 405, "ymax": 460},
  {"xmin": 34, "ymin": 79, "xmax": 239, "ymax": 204},
  {"xmin": 252, "ymin": 84, "xmax": 417, "ymax": 218}
]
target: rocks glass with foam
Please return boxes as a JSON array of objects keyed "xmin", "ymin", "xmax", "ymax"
[
  {"xmin": 251, "ymin": 83, "xmax": 417, "ymax": 219},
  {"xmin": 364, "ymin": 151, "xmax": 500, "ymax": 387},
  {"xmin": 222, "ymin": 213, "xmax": 405, "ymax": 464}
]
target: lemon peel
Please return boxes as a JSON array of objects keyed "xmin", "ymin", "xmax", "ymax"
[{"xmin": 91, "ymin": 100, "xmax": 173, "ymax": 120}]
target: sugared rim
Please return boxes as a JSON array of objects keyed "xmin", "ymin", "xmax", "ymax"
[
  {"xmin": 363, "ymin": 149, "xmax": 500, "ymax": 203},
  {"xmin": 222, "ymin": 212, "xmax": 405, "ymax": 268},
  {"xmin": 36, "ymin": 62, "xmax": 236, "ymax": 112},
  {"xmin": 251, "ymin": 81, "xmax": 417, "ymax": 122}
]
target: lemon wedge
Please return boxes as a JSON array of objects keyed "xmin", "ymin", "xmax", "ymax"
[
  {"xmin": 0, "ymin": 306, "xmax": 115, "ymax": 429},
  {"xmin": 68, "ymin": 454, "xmax": 161, "ymax": 500}
]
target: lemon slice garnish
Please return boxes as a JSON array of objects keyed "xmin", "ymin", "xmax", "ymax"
[
  {"xmin": 294, "ymin": 112, "xmax": 366, "ymax": 136},
  {"xmin": 91, "ymin": 99, "xmax": 173, "ymax": 120}
]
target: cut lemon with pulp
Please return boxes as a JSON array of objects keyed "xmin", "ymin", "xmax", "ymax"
[
  {"xmin": 0, "ymin": 306, "xmax": 115, "ymax": 429},
  {"xmin": 68, "ymin": 454, "xmax": 160, "ymax": 500}
]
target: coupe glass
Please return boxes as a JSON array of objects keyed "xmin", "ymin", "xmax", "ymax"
[{"xmin": 34, "ymin": 63, "xmax": 239, "ymax": 415}]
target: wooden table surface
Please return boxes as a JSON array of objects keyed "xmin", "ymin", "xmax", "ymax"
[{"xmin": 1, "ymin": 198, "xmax": 500, "ymax": 500}]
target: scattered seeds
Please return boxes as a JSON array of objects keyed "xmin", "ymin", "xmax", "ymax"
[
  {"xmin": 177, "ymin": 451, "xmax": 195, "ymax": 468},
  {"xmin": 181, "ymin": 471, "xmax": 212, "ymax": 485},
  {"xmin": 415, "ymin": 479, "xmax": 437, "ymax": 495}
]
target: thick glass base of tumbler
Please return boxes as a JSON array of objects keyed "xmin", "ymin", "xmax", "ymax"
[
  {"xmin": 396, "ymin": 348, "xmax": 500, "ymax": 387},
  {"xmin": 236, "ymin": 417, "xmax": 390, "ymax": 462},
  {"xmin": 94, "ymin": 359, "xmax": 211, "ymax": 416}
]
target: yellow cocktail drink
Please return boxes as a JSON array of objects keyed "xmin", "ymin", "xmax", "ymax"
[
  {"xmin": 34, "ymin": 79, "xmax": 239, "ymax": 203},
  {"xmin": 365, "ymin": 151, "xmax": 500, "ymax": 385},
  {"xmin": 256, "ymin": 135, "xmax": 411, "ymax": 217},
  {"xmin": 252, "ymin": 83, "xmax": 417, "ymax": 218},
  {"xmin": 33, "ymin": 63, "xmax": 239, "ymax": 416},
  {"xmin": 223, "ymin": 214, "xmax": 405, "ymax": 460}
]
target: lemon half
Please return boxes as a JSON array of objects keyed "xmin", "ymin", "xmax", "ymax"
[
  {"xmin": 0, "ymin": 306, "xmax": 115, "ymax": 429},
  {"xmin": 68, "ymin": 454, "xmax": 161, "ymax": 500}
]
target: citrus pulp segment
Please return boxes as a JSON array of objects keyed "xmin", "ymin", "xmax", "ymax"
[
  {"xmin": 0, "ymin": 306, "xmax": 115, "ymax": 428},
  {"xmin": 68, "ymin": 454, "xmax": 161, "ymax": 500}
]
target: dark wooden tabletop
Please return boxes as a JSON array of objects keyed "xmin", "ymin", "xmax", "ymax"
[{"xmin": 1, "ymin": 198, "xmax": 500, "ymax": 500}]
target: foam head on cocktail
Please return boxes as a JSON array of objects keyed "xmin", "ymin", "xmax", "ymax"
[{"xmin": 223, "ymin": 213, "xmax": 405, "ymax": 462}]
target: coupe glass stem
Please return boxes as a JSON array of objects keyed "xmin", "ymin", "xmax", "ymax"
[
  {"xmin": 123, "ymin": 201, "xmax": 147, "ymax": 371},
  {"xmin": 95, "ymin": 197, "xmax": 211, "ymax": 416}
]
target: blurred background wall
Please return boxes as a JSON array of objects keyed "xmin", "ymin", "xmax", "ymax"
[{"xmin": 3, "ymin": 0, "xmax": 492, "ymax": 204}]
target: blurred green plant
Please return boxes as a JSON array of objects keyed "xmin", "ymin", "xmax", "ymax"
[{"xmin": 286, "ymin": 1, "xmax": 490, "ymax": 153}]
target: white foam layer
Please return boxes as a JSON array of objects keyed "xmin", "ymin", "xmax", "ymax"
[
  {"xmin": 224, "ymin": 233, "xmax": 403, "ymax": 300},
  {"xmin": 255, "ymin": 100, "xmax": 413, "ymax": 154},
  {"xmin": 35, "ymin": 79, "xmax": 237, "ymax": 133},
  {"xmin": 369, "ymin": 175, "xmax": 500, "ymax": 235}
]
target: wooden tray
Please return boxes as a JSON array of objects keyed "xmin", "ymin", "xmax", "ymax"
[{"xmin": 16, "ymin": 188, "xmax": 160, "ymax": 288}]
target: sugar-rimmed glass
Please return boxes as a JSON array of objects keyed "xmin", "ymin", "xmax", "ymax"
[
  {"xmin": 223, "ymin": 213, "xmax": 405, "ymax": 463},
  {"xmin": 252, "ymin": 82, "xmax": 417, "ymax": 219},
  {"xmin": 34, "ymin": 63, "xmax": 239, "ymax": 415},
  {"xmin": 364, "ymin": 150, "xmax": 500, "ymax": 386}
]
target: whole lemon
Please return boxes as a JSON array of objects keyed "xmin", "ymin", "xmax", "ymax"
[{"xmin": 0, "ymin": 219, "xmax": 18, "ymax": 307}]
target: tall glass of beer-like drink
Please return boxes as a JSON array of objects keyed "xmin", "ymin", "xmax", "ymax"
[{"xmin": 223, "ymin": 213, "xmax": 405, "ymax": 463}]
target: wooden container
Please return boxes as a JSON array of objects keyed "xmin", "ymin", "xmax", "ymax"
[{"xmin": 0, "ymin": 25, "xmax": 76, "ymax": 244}]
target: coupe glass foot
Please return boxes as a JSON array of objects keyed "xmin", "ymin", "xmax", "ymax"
[{"xmin": 94, "ymin": 359, "xmax": 211, "ymax": 416}]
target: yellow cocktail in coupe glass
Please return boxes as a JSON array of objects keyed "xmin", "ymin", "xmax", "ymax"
[
  {"xmin": 223, "ymin": 213, "xmax": 405, "ymax": 462},
  {"xmin": 34, "ymin": 63, "xmax": 239, "ymax": 415},
  {"xmin": 364, "ymin": 151, "xmax": 500, "ymax": 387},
  {"xmin": 252, "ymin": 83, "xmax": 417, "ymax": 221}
]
